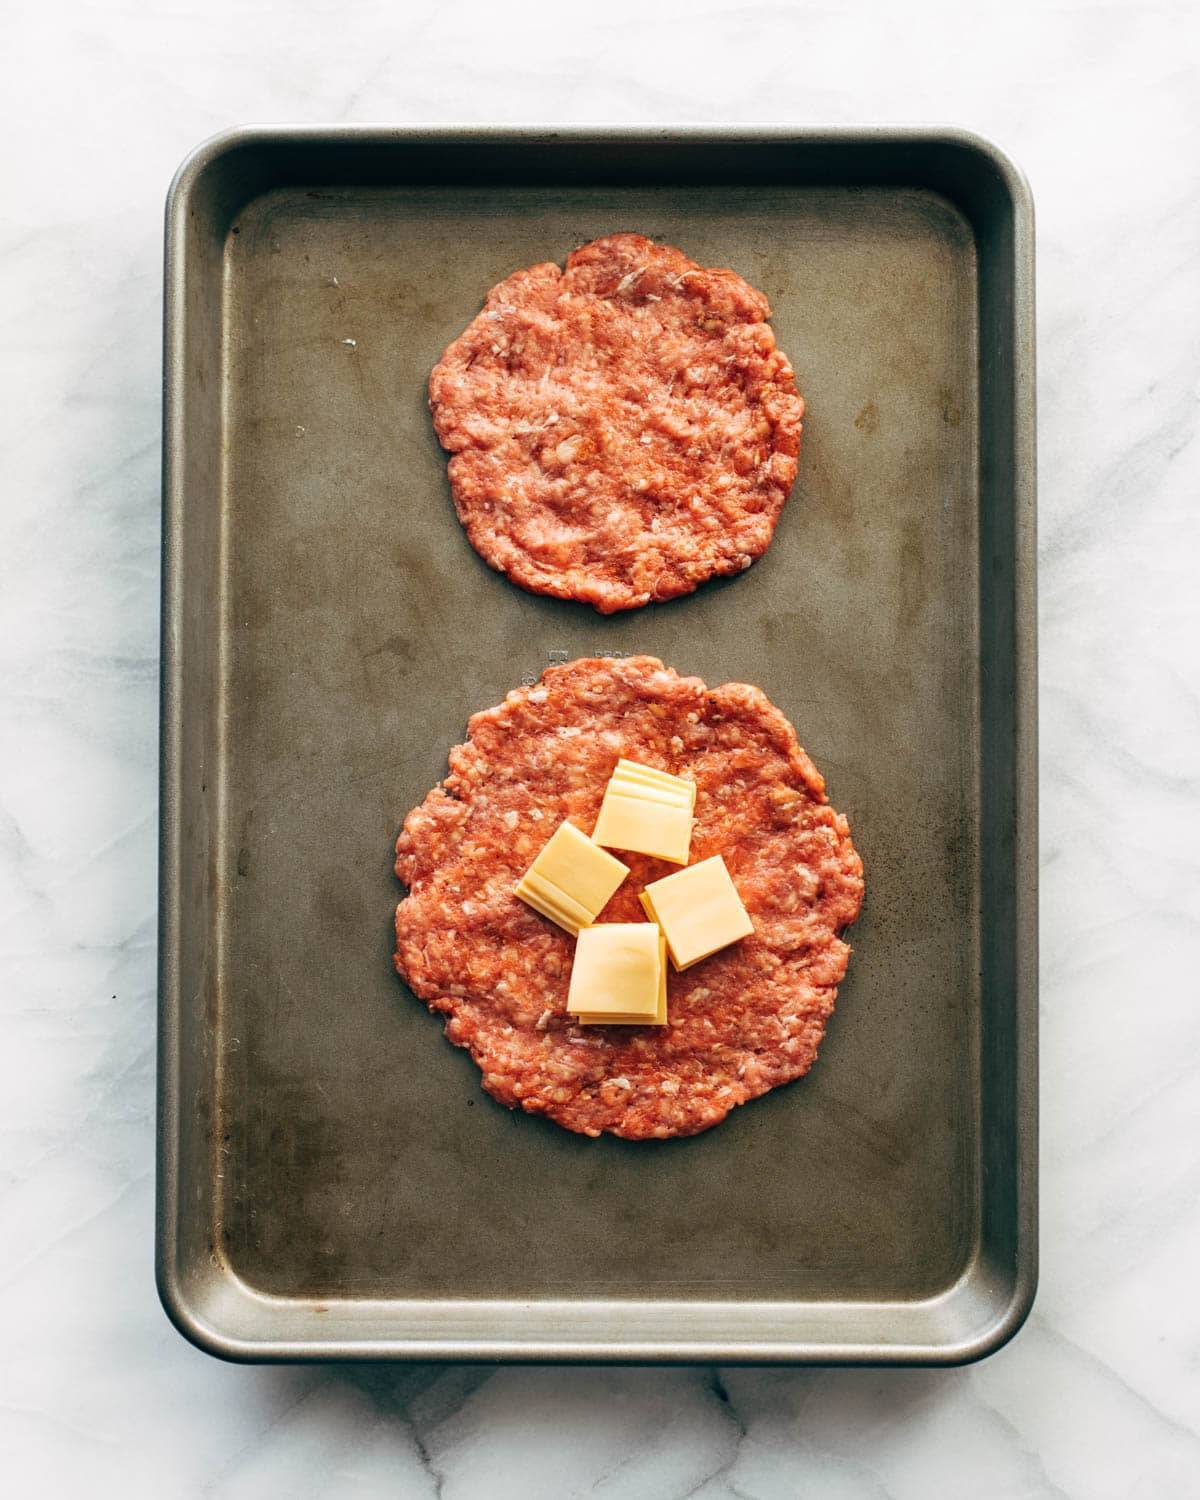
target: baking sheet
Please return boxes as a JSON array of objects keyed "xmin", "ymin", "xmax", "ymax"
[{"xmin": 158, "ymin": 127, "xmax": 1037, "ymax": 1362}]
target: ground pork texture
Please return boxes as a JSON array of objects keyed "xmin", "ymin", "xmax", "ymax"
[
  {"xmin": 393, "ymin": 656, "xmax": 863, "ymax": 1140},
  {"xmin": 429, "ymin": 234, "xmax": 805, "ymax": 613}
]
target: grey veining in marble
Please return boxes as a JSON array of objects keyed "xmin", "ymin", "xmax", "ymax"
[{"xmin": 2, "ymin": 0, "xmax": 1199, "ymax": 1494}]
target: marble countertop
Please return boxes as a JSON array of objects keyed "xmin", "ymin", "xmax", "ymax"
[{"xmin": 3, "ymin": 0, "xmax": 1199, "ymax": 1493}]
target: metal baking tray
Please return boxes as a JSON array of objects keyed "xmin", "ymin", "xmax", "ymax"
[{"xmin": 158, "ymin": 126, "xmax": 1036, "ymax": 1363}]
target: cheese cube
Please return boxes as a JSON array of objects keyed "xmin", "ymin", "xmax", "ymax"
[
  {"xmin": 528, "ymin": 820, "xmax": 628, "ymax": 913},
  {"xmin": 613, "ymin": 759, "xmax": 697, "ymax": 808},
  {"xmin": 575, "ymin": 929, "xmax": 668, "ymax": 1026},
  {"xmin": 515, "ymin": 820, "xmax": 629, "ymax": 935},
  {"xmin": 639, "ymin": 855, "xmax": 754, "ymax": 970},
  {"xmin": 616, "ymin": 758, "xmax": 678, "ymax": 784},
  {"xmin": 567, "ymin": 923, "xmax": 666, "ymax": 1025},
  {"xmin": 591, "ymin": 789, "xmax": 693, "ymax": 864},
  {"xmin": 591, "ymin": 760, "xmax": 695, "ymax": 864},
  {"xmin": 607, "ymin": 777, "xmax": 692, "ymax": 811}
]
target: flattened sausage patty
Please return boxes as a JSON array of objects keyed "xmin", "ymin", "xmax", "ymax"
[
  {"xmin": 394, "ymin": 657, "xmax": 862, "ymax": 1140},
  {"xmin": 429, "ymin": 235, "xmax": 804, "ymax": 613}
]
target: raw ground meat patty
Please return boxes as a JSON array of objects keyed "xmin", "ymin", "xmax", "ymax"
[
  {"xmin": 394, "ymin": 656, "xmax": 863, "ymax": 1140},
  {"xmin": 428, "ymin": 234, "xmax": 805, "ymax": 613}
]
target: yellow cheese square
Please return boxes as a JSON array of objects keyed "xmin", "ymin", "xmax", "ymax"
[
  {"xmin": 591, "ymin": 790, "xmax": 693, "ymax": 864},
  {"xmin": 515, "ymin": 820, "xmax": 628, "ymax": 934},
  {"xmin": 577, "ymin": 930, "xmax": 667, "ymax": 1026},
  {"xmin": 640, "ymin": 855, "xmax": 754, "ymax": 970},
  {"xmin": 612, "ymin": 759, "xmax": 696, "ymax": 808},
  {"xmin": 531, "ymin": 820, "xmax": 628, "ymax": 913},
  {"xmin": 516, "ymin": 870, "xmax": 594, "ymax": 934},
  {"xmin": 567, "ymin": 922, "xmax": 663, "ymax": 1023},
  {"xmin": 616, "ymin": 758, "xmax": 678, "ymax": 784},
  {"xmin": 608, "ymin": 776, "xmax": 692, "ymax": 810}
]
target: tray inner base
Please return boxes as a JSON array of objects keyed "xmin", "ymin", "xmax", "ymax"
[{"xmin": 213, "ymin": 182, "xmax": 980, "ymax": 1307}]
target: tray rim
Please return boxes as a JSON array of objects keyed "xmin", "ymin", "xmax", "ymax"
[{"xmin": 158, "ymin": 122, "xmax": 1037, "ymax": 1365}]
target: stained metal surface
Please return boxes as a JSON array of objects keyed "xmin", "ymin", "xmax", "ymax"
[{"xmin": 158, "ymin": 126, "xmax": 1037, "ymax": 1363}]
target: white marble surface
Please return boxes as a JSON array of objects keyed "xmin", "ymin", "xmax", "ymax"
[{"xmin": 3, "ymin": 0, "xmax": 1199, "ymax": 1493}]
